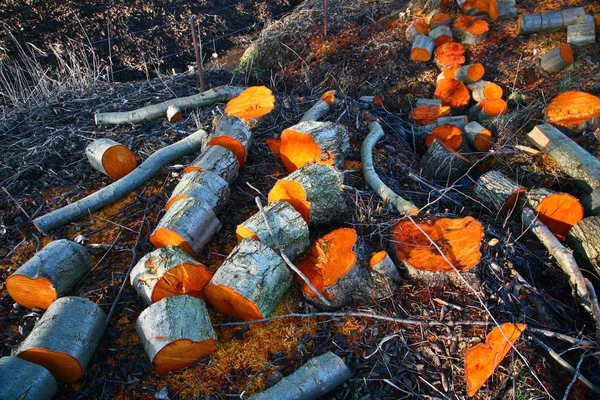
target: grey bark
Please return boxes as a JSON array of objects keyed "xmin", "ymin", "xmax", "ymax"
[
  {"xmin": 453, "ymin": 23, "xmax": 488, "ymax": 45},
  {"xmin": 468, "ymin": 80, "xmax": 502, "ymax": 103},
  {"xmin": 416, "ymin": 99, "xmax": 442, "ymax": 107},
  {"xmin": 15, "ymin": 297, "xmax": 106, "ymax": 383},
  {"xmin": 567, "ymin": 16, "xmax": 597, "ymax": 47},
  {"xmin": 285, "ymin": 121, "xmax": 350, "ymax": 167},
  {"xmin": 464, "ymin": 121, "xmax": 492, "ymax": 151},
  {"xmin": 411, "ymin": 34, "xmax": 435, "ymax": 61},
  {"xmin": 422, "ymin": 116, "xmax": 468, "ymax": 132},
  {"xmin": 518, "ymin": 7, "xmax": 587, "ymax": 35},
  {"xmin": 406, "ymin": 20, "xmax": 428, "ymax": 43},
  {"xmin": 583, "ymin": 188, "xmax": 600, "ymax": 217},
  {"xmin": 525, "ymin": 187, "xmax": 556, "ymax": 210},
  {"xmin": 567, "ymin": 216, "xmax": 600, "ymax": 279},
  {"xmin": 204, "ymin": 115, "xmax": 252, "ymax": 164},
  {"xmin": 454, "ymin": 64, "xmax": 483, "ymax": 84},
  {"xmin": 474, "ymin": 170, "xmax": 526, "ymax": 216},
  {"xmin": 187, "ymin": 145, "xmax": 240, "ymax": 185},
  {"xmin": 300, "ymin": 99, "xmax": 332, "ymax": 122},
  {"xmin": 540, "ymin": 43, "xmax": 573, "ymax": 73},
  {"xmin": 429, "ymin": 25, "xmax": 452, "ymax": 43},
  {"xmin": 0, "ymin": 356, "xmax": 57, "ymax": 400},
  {"xmin": 167, "ymin": 169, "xmax": 230, "ymax": 213},
  {"xmin": 490, "ymin": 0, "xmax": 517, "ymax": 21},
  {"xmin": 419, "ymin": 140, "xmax": 470, "ymax": 182}
]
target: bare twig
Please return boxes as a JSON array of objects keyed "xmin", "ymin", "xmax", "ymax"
[{"xmin": 2, "ymin": 186, "xmax": 30, "ymax": 219}]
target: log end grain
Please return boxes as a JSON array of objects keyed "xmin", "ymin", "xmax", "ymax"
[{"xmin": 207, "ymin": 136, "xmax": 247, "ymax": 167}]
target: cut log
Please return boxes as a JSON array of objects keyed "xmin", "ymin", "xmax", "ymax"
[
  {"xmin": 95, "ymin": 85, "xmax": 245, "ymax": 125},
  {"xmin": 6, "ymin": 239, "xmax": 92, "ymax": 310},
  {"xmin": 453, "ymin": 16, "xmax": 489, "ymax": 45},
  {"xmin": 527, "ymin": 124, "xmax": 600, "ymax": 193},
  {"xmin": 464, "ymin": 121, "xmax": 493, "ymax": 151},
  {"xmin": 248, "ymin": 352, "xmax": 351, "ymax": 400},
  {"xmin": 596, "ymin": 15, "xmax": 600, "ymax": 28},
  {"xmin": 205, "ymin": 115, "xmax": 252, "ymax": 167},
  {"xmin": 136, "ymin": 295, "xmax": 217, "ymax": 374},
  {"xmin": 428, "ymin": 12, "xmax": 453, "ymax": 29},
  {"xmin": 224, "ymin": 86, "xmax": 275, "ymax": 120},
  {"xmin": 454, "ymin": 63, "xmax": 485, "ymax": 84},
  {"xmin": 358, "ymin": 95, "xmax": 384, "ymax": 107},
  {"xmin": 186, "ymin": 144, "xmax": 240, "ymax": 185},
  {"xmin": 85, "ymin": 138, "xmax": 137, "ymax": 179},
  {"xmin": 434, "ymin": 42, "xmax": 466, "ymax": 69},
  {"xmin": 429, "ymin": 25, "xmax": 454, "ymax": 47},
  {"xmin": 518, "ymin": 7, "xmax": 588, "ymax": 35},
  {"xmin": 166, "ymin": 105, "xmax": 183, "ymax": 123},
  {"xmin": 435, "ymin": 79, "xmax": 471, "ymax": 108},
  {"xmin": 390, "ymin": 217, "xmax": 484, "ymax": 287},
  {"xmin": 370, "ymin": 250, "xmax": 402, "ymax": 285},
  {"xmin": 426, "ymin": 124, "xmax": 469, "ymax": 153},
  {"xmin": 204, "ymin": 238, "xmax": 292, "ymax": 321},
  {"xmin": 416, "ymin": 99, "xmax": 442, "ymax": 107},
  {"xmin": 540, "ymin": 43, "xmax": 574, "ymax": 73},
  {"xmin": 15, "ymin": 297, "xmax": 105, "ymax": 383},
  {"xmin": 468, "ymin": 80, "xmax": 503, "ymax": 102},
  {"xmin": 34, "ymin": 129, "xmax": 207, "ymax": 233},
  {"xmin": 478, "ymin": 98, "xmax": 508, "ymax": 119},
  {"xmin": 301, "ymin": 90, "xmax": 337, "ymax": 121},
  {"xmin": 567, "ymin": 16, "xmax": 597, "ymax": 47},
  {"xmin": 165, "ymin": 169, "xmax": 230, "ymax": 212},
  {"xmin": 567, "ymin": 216, "xmax": 600, "ymax": 279},
  {"xmin": 458, "ymin": 0, "xmax": 491, "ymax": 15},
  {"xmin": 419, "ymin": 140, "xmax": 470, "ymax": 182},
  {"xmin": 236, "ymin": 200, "xmax": 310, "ymax": 260},
  {"xmin": 408, "ymin": 104, "xmax": 452, "ymax": 125},
  {"xmin": 268, "ymin": 164, "xmax": 345, "ymax": 225},
  {"xmin": 545, "ymin": 91, "xmax": 600, "ymax": 133},
  {"xmin": 130, "ymin": 246, "xmax": 213, "ymax": 305},
  {"xmin": 526, "ymin": 188, "xmax": 584, "ymax": 240},
  {"xmin": 474, "ymin": 170, "xmax": 526, "ymax": 215},
  {"xmin": 411, "ymin": 34, "xmax": 435, "ymax": 62},
  {"xmin": 406, "ymin": 19, "xmax": 430, "ymax": 43},
  {"xmin": 150, "ymin": 197, "xmax": 221, "ymax": 257},
  {"xmin": 436, "ymin": 63, "xmax": 462, "ymax": 81},
  {"xmin": 583, "ymin": 188, "xmax": 600, "ymax": 216},
  {"xmin": 489, "ymin": 0, "xmax": 517, "ymax": 21},
  {"xmin": 0, "ymin": 356, "xmax": 58, "ymax": 400},
  {"xmin": 422, "ymin": 115, "xmax": 469, "ymax": 132}
]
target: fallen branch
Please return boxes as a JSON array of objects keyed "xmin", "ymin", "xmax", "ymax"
[
  {"xmin": 34, "ymin": 129, "xmax": 207, "ymax": 233},
  {"xmin": 361, "ymin": 121, "xmax": 418, "ymax": 216},
  {"xmin": 300, "ymin": 90, "xmax": 336, "ymax": 121},
  {"xmin": 94, "ymin": 86, "xmax": 245, "ymax": 125}
]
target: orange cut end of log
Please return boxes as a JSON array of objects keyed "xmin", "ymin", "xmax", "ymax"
[
  {"xmin": 482, "ymin": 82, "xmax": 503, "ymax": 100},
  {"xmin": 435, "ymin": 79, "xmax": 471, "ymax": 108},
  {"xmin": 410, "ymin": 48, "xmax": 433, "ymax": 62},
  {"xmin": 204, "ymin": 284, "xmax": 265, "ymax": 321},
  {"xmin": 268, "ymin": 180, "xmax": 311, "ymax": 222},
  {"xmin": 151, "ymin": 263, "xmax": 213, "ymax": 302},
  {"xmin": 473, "ymin": 128, "xmax": 493, "ymax": 151},
  {"xmin": 225, "ymin": 86, "xmax": 275, "ymax": 120},
  {"xmin": 413, "ymin": 18, "xmax": 430, "ymax": 35},
  {"xmin": 560, "ymin": 43, "xmax": 574, "ymax": 64},
  {"xmin": 480, "ymin": 99, "xmax": 508, "ymax": 117},
  {"xmin": 165, "ymin": 195, "xmax": 188, "ymax": 211},
  {"xmin": 536, "ymin": 193, "xmax": 584, "ymax": 241},
  {"xmin": 369, "ymin": 251, "xmax": 388, "ymax": 267},
  {"xmin": 372, "ymin": 95, "xmax": 384, "ymax": 106},
  {"xmin": 430, "ymin": 12, "xmax": 451, "ymax": 26},
  {"xmin": 409, "ymin": 105, "xmax": 452, "ymax": 125},
  {"xmin": 595, "ymin": 15, "xmax": 600, "ymax": 28},
  {"xmin": 18, "ymin": 349, "xmax": 83, "ymax": 383},
  {"xmin": 183, "ymin": 166, "xmax": 202, "ymax": 173},
  {"xmin": 391, "ymin": 217, "xmax": 484, "ymax": 272},
  {"xmin": 153, "ymin": 338, "xmax": 217, "ymax": 374},
  {"xmin": 546, "ymin": 91, "xmax": 600, "ymax": 129},
  {"xmin": 489, "ymin": 0, "xmax": 500, "ymax": 21},
  {"xmin": 435, "ymin": 42, "xmax": 466, "ymax": 67},
  {"xmin": 443, "ymin": 64, "xmax": 461, "ymax": 79},
  {"xmin": 320, "ymin": 89, "xmax": 337, "ymax": 105},
  {"xmin": 279, "ymin": 129, "xmax": 324, "ymax": 173},
  {"xmin": 465, "ymin": 323, "xmax": 526, "ymax": 397},
  {"xmin": 501, "ymin": 189, "xmax": 527, "ymax": 215},
  {"xmin": 102, "ymin": 144, "xmax": 137, "ymax": 179},
  {"xmin": 298, "ymin": 228, "xmax": 357, "ymax": 298},
  {"xmin": 235, "ymin": 225, "xmax": 260, "ymax": 242},
  {"xmin": 6, "ymin": 275, "xmax": 57, "ymax": 310},
  {"xmin": 433, "ymin": 35, "xmax": 453, "ymax": 47},
  {"xmin": 427, "ymin": 124, "xmax": 464, "ymax": 151},
  {"xmin": 462, "ymin": 0, "xmax": 491, "ymax": 13},
  {"xmin": 207, "ymin": 136, "xmax": 247, "ymax": 167},
  {"xmin": 454, "ymin": 16, "xmax": 489, "ymax": 36},
  {"xmin": 467, "ymin": 63, "xmax": 485, "ymax": 82},
  {"xmin": 150, "ymin": 228, "xmax": 196, "ymax": 258}
]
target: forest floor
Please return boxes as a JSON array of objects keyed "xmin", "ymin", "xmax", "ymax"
[{"xmin": 1, "ymin": 0, "xmax": 600, "ymax": 399}]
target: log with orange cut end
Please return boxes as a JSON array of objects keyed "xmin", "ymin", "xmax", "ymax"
[
  {"xmin": 453, "ymin": 16, "xmax": 489, "ymax": 45},
  {"xmin": 453, "ymin": 63, "xmax": 485, "ymax": 84},
  {"xmin": 489, "ymin": 0, "xmax": 518, "ymax": 21},
  {"xmin": 411, "ymin": 34, "xmax": 435, "ymax": 62},
  {"xmin": 458, "ymin": 0, "xmax": 491, "ymax": 15},
  {"xmin": 435, "ymin": 79, "xmax": 471, "ymax": 109},
  {"xmin": 426, "ymin": 124, "xmax": 469, "ymax": 152},
  {"xmin": 526, "ymin": 188, "xmax": 584, "ymax": 240},
  {"xmin": 436, "ymin": 63, "xmax": 462, "ymax": 81},
  {"xmin": 434, "ymin": 42, "xmax": 466, "ymax": 69},
  {"xmin": 474, "ymin": 170, "xmax": 526, "ymax": 216},
  {"xmin": 205, "ymin": 114, "xmax": 252, "ymax": 167},
  {"xmin": 300, "ymin": 90, "xmax": 337, "ymax": 121},
  {"xmin": 409, "ymin": 103, "xmax": 452, "ymax": 125},
  {"xmin": 545, "ymin": 91, "xmax": 600, "ymax": 133},
  {"xmin": 86, "ymin": 138, "xmax": 137, "ymax": 179},
  {"xmin": 428, "ymin": 12, "xmax": 453, "ymax": 29},
  {"xmin": 165, "ymin": 169, "xmax": 230, "ymax": 212},
  {"xmin": 477, "ymin": 98, "xmax": 508, "ymax": 119},
  {"xmin": 468, "ymin": 80, "xmax": 503, "ymax": 103},
  {"xmin": 130, "ymin": 246, "xmax": 214, "ymax": 305},
  {"xmin": 185, "ymin": 144, "xmax": 240, "ymax": 184},
  {"xmin": 224, "ymin": 85, "xmax": 275, "ymax": 121},
  {"xmin": 540, "ymin": 43, "xmax": 573, "ymax": 74},
  {"xmin": 136, "ymin": 295, "xmax": 217, "ymax": 374},
  {"xmin": 464, "ymin": 121, "xmax": 493, "ymax": 151},
  {"xmin": 428, "ymin": 25, "xmax": 453, "ymax": 47},
  {"xmin": 406, "ymin": 18, "xmax": 430, "ymax": 43}
]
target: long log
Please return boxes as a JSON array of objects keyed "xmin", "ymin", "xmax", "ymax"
[
  {"xmin": 165, "ymin": 169, "xmax": 230, "ymax": 212},
  {"xmin": 94, "ymin": 86, "xmax": 245, "ymax": 125},
  {"xmin": 248, "ymin": 352, "xmax": 351, "ymax": 400},
  {"xmin": 186, "ymin": 145, "xmax": 240, "ymax": 185},
  {"xmin": 0, "ymin": 356, "xmax": 58, "ymax": 400},
  {"xmin": 567, "ymin": 216, "xmax": 600, "ymax": 280},
  {"xmin": 136, "ymin": 295, "xmax": 217, "ymax": 374},
  {"xmin": 567, "ymin": 16, "xmax": 597, "ymax": 47},
  {"xmin": 518, "ymin": 7, "xmax": 588, "ymax": 35},
  {"xmin": 474, "ymin": 170, "xmax": 526, "ymax": 216},
  {"xmin": 34, "ymin": 129, "xmax": 207, "ymax": 233},
  {"xmin": 540, "ymin": 43, "xmax": 574, "ymax": 73},
  {"xmin": 6, "ymin": 239, "xmax": 92, "ymax": 310},
  {"xmin": 85, "ymin": 138, "xmax": 137, "ymax": 179},
  {"xmin": 15, "ymin": 297, "xmax": 106, "ymax": 383},
  {"xmin": 419, "ymin": 140, "xmax": 470, "ymax": 182}
]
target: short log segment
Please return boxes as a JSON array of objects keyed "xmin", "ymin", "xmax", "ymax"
[
  {"xmin": 526, "ymin": 188, "xmax": 583, "ymax": 240},
  {"xmin": 187, "ymin": 145, "xmax": 240, "ymax": 185},
  {"xmin": 85, "ymin": 138, "xmax": 137, "ymax": 179},
  {"xmin": 435, "ymin": 79, "xmax": 471, "ymax": 108},
  {"xmin": 477, "ymin": 99, "xmax": 508, "ymax": 119},
  {"xmin": 248, "ymin": 352, "xmax": 351, "ymax": 400},
  {"xmin": 419, "ymin": 139, "xmax": 470, "ymax": 182},
  {"xmin": 6, "ymin": 239, "xmax": 92, "ymax": 310},
  {"xmin": 567, "ymin": 16, "xmax": 597, "ymax": 47},
  {"xmin": 268, "ymin": 164, "xmax": 345, "ymax": 225},
  {"xmin": 406, "ymin": 19, "xmax": 430, "ymax": 43},
  {"xmin": 301, "ymin": 90, "xmax": 336, "ymax": 121},
  {"xmin": 426, "ymin": 124, "xmax": 470, "ymax": 153},
  {"xmin": 545, "ymin": 91, "xmax": 600, "ymax": 133},
  {"xmin": 136, "ymin": 295, "xmax": 217, "ymax": 374},
  {"xmin": 205, "ymin": 115, "xmax": 252, "ymax": 167},
  {"xmin": 567, "ymin": 217, "xmax": 600, "ymax": 279},
  {"xmin": 468, "ymin": 80, "xmax": 503, "ymax": 102},
  {"xmin": 15, "ymin": 297, "xmax": 105, "ymax": 383},
  {"xmin": 429, "ymin": 25, "xmax": 453, "ymax": 47},
  {"xmin": 166, "ymin": 105, "xmax": 183, "ymax": 123},
  {"xmin": 454, "ymin": 63, "xmax": 484, "ymax": 84},
  {"xmin": 527, "ymin": 124, "xmax": 600, "ymax": 193},
  {"xmin": 489, "ymin": 0, "xmax": 517, "ymax": 21},
  {"xmin": 436, "ymin": 64, "xmax": 461, "ymax": 81},
  {"xmin": 0, "ymin": 356, "xmax": 58, "ymax": 400},
  {"xmin": 150, "ymin": 197, "xmax": 221, "ymax": 257},
  {"xmin": 236, "ymin": 201, "xmax": 310, "ymax": 260},
  {"xmin": 130, "ymin": 246, "xmax": 213, "ymax": 305},
  {"xmin": 411, "ymin": 34, "xmax": 435, "ymax": 62},
  {"xmin": 204, "ymin": 238, "xmax": 292, "ymax": 321},
  {"xmin": 474, "ymin": 170, "xmax": 526, "ymax": 216},
  {"xmin": 165, "ymin": 169, "xmax": 230, "ymax": 212},
  {"xmin": 453, "ymin": 16, "xmax": 489, "ymax": 45},
  {"xmin": 409, "ymin": 104, "xmax": 451, "ymax": 125},
  {"xmin": 540, "ymin": 43, "xmax": 574, "ymax": 73},
  {"xmin": 435, "ymin": 42, "xmax": 466, "ymax": 69},
  {"xmin": 422, "ymin": 115, "xmax": 469, "ymax": 132},
  {"xmin": 464, "ymin": 121, "xmax": 493, "ymax": 151},
  {"xmin": 518, "ymin": 7, "xmax": 588, "ymax": 35},
  {"xmin": 428, "ymin": 12, "xmax": 453, "ymax": 29}
]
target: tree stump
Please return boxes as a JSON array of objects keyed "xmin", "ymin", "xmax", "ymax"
[
  {"xmin": 166, "ymin": 105, "xmax": 183, "ymax": 123},
  {"xmin": 567, "ymin": 216, "xmax": 600, "ymax": 279},
  {"xmin": 6, "ymin": 239, "xmax": 92, "ymax": 310},
  {"xmin": 166, "ymin": 169, "xmax": 230, "ymax": 212},
  {"xmin": 567, "ymin": 16, "xmax": 597, "ymax": 47},
  {"xmin": 136, "ymin": 295, "xmax": 217, "ymax": 374},
  {"xmin": 187, "ymin": 145, "xmax": 240, "ymax": 185},
  {"xmin": 453, "ymin": 16, "xmax": 489, "ymax": 45},
  {"xmin": 429, "ymin": 25, "xmax": 453, "ymax": 47},
  {"xmin": 204, "ymin": 238, "xmax": 292, "ymax": 321},
  {"xmin": 464, "ymin": 121, "xmax": 493, "ymax": 151},
  {"xmin": 545, "ymin": 91, "xmax": 600, "ymax": 133},
  {"xmin": 15, "ymin": 297, "xmax": 105, "ymax": 383},
  {"xmin": 150, "ymin": 197, "xmax": 221, "ymax": 257},
  {"xmin": 204, "ymin": 115, "xmax": 252, "ymax": 167},
  {"xmin": 419, "ymin": 140, "xmax": 470, "ymax": 182},
  {"xmin": 525, "ymin": 188, "xmax": 583, "ymax": 240},
  {"xmin": 435, "ymin": 79, "xmax": 471, "ymax": 108},
  {"xmin": 130, "ymin": 246, "xmax": 213, "ymax": 305},
  {"xmin": 468, "ymin": 80, "xmax": 503, "ymax": 102},
  {"xmin": 540, "ymin": 43, "xmax": 574, "ymax": 73},
  {"xmin": 406, "ymin": 19, "xmax": 430, "ymax": 43},
  {"xmin": 0, "ymin": 356, "xmax": 57, "ymax": 400},
  {"xmin": 411, "ymin": 34, "xmax": 435, "ymax": 62},
  {"xmin": 454, "ymin": 63, "xmax": 484, "ymax": 84},
  {"xmin": 518, "ymin": 7, "xmax": 587, "ymax": 35},
  {"xmin": 489, "ymin": 0, "xmax": 517, "ymax": 21},
  {"xmin": 236, "ymin": 200, "xmax": 310, "ymax": 260},
  {"xmin": 85, "ymin": 138, "xmax": 137, "ymax": 179},
  {"xmin": 474, "ymin": 170, "xmax": 526, "ymax": 215},
  {"xmin": 268, "ymin": 164, "xmax": 345, "ymax": 225},
  {"xmin": 434, "ymin": 42, "xmax": 466, "ymax": 69}
]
